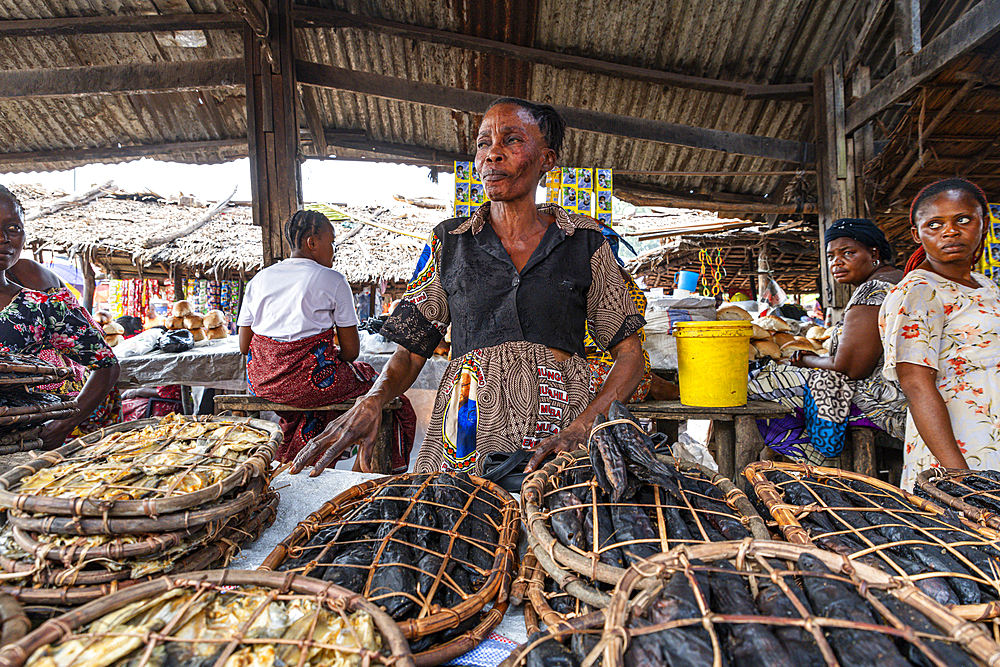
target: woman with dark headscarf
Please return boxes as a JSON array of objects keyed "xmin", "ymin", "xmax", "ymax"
[
  {"xmin": 749, "ymin": 218, "xmax": 907, "ymax": 465},
  {"xmin": 880, "ymin": 178, "xmax": 999, "ymax": 489}
]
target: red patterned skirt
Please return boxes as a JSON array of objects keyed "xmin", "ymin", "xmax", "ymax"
[{"xmin": 246, "ymin": 329, "xmax": 415, "ymax": 471}]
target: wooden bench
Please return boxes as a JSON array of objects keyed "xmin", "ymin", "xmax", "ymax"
[
  {"xmin": 213, "ymin": 394, "xmax": 401, "ymax": 474},
  {"xmin": 840, "ymin": 425, "xmax": 903, "ymax": 486},
  {"xmin": 627, "ymin": 400, "xmax": 791, "ymax": 485}
]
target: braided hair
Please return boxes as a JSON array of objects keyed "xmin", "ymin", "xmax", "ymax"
[
  {"xmin": 284, "ymin": 209, "xmax": 333, "ymax": 250},
  {"xmin": 486, "ymin": 97, "xmax": 566, "ymax": 157},
  {"xmin": 905, "ymin": 178, "xmax": 990, "ymax": 273},
  {"xmin": 0, "ymin": 184, "xmax": 24, "ymax": 219}
]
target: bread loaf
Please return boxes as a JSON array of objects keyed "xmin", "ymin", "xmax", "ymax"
[
  {"xmin": 102, "ymin": 321, "xmax": 125, "ymax": 336},
  {"xmin": 757, "ymin": 315, "xmax": 792, "ymax": 332},
  {"xmin": 104, "ymin": 334, "xmax": 123, "ymax": 347},
  {"xmin": 717, "ymin": 304, "xmax": 752, "ymax": 321},
  {"xmin": 752, "ymin": 339, "xmax": 781, "ymax": 360},
  {"xmin": 183, "ymin": 314, "xmax": 204, "ymax": 330},
  {"xmin": 203, "ymin": 310, "xmax": 226, "ymax": 329},
  {"xmin": 172, "ymin": 300, "xmax": 193, "ymax": 317},
  {"xmin": 190, "ymin": 327, "xmax": 206, "ymax": 342},
  {"xmin": 204, "ymin": 325, "xmax": 228, "ymax": 340}
]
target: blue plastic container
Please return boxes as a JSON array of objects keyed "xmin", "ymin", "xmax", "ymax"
[{"xmin": 676, "ymin": 270, "xmax": 700, "ymax": 292}]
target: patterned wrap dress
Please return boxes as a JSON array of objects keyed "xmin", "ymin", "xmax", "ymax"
[
  {"xmin": 748, "ymin": 278, "xmax": 907, "ymax": 464},
  {"xmin": 880, "ymin": 269, "xmax": 1000, "ymax": 490},
  {"xmin": 380, "ymin": 203, "xmax": 644, "ymax": 475}
]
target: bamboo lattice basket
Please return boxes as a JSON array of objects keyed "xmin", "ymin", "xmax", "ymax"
[
  {"xmin": 260, "ymin": 471, "xmax": 518, "ymax": 664},
  {"xmin": 0, "ymin": 428, "xmax": 42, "ymax": 456},
  {"xmin": 0, "ymin": 402, "xmax": 76, "ymax": 430},
  {"xmin": 0, "ymin": 570, "xmax": 415, "ymax": 667},
  {"xmin": 522, "ymin": 449, "xmax": 769, "ymax": 603},
  {"xmin": 0, "ymin": 597, "xmax": 27, "ymax": 649},
  {"xmin": 514, "ymin": 549, "xmax": 595, "ymax": 638},
  {"xmin": 0, "ymin": 356, "xmax": 72, "ymax": 383},
  {"xmin": 501, "ymin": 539, "xmax": 1000, "ymax": 667},
  {"xmin": 0, "ymin": 488, "xmax": 279, "ymax": 607},
  {"xmin": 6, "ymin": 473, "xmax": 272, "ymax": 536},
  {"xmin": 0, "ymin": 415, "xmax": 278, "ymax": 518},
  {"xmin": 746, "ymin": 461, "xmax": 1000, "ymax": 622},
  {"xmin": 917, "ymin": 469, "xmax": 1000, "ymax": 532}
]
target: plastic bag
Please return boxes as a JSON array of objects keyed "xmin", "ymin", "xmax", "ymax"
[
  {"xmin": 671, "ymin": 431, "xmax": 719, "ymax": 472},
  {"xmin": 758, "ymin": 276, "xmax": 787, "ymax": 311},
  {"xmin": 158, "ymin": 329, "xmax": 195, "ymax": 353},
  {"xmin": 112, "ymin": 328, "xmax": 163, "ymax": 358}
]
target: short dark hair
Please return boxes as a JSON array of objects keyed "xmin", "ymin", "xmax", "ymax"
[
  {"xmin": 0, "ymin": 184, "xmax": 24, "ymax": 219},
  {"xmin": 910, "ymin": 177, "xmax": 989, "ymax": 226},
  {"xmin": 487, "ymin": 97, "xmax": 566, "ymax": 157},
  {"xmin": 284, "ymin": 209, "xmax": 333, "ymax": 250}
]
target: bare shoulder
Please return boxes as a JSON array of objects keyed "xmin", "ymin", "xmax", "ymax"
[{"xmin": 9, "ymin": 258, "xmax": 62, "ymax": 291}]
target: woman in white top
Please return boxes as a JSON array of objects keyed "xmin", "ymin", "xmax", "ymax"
[
  {"xmin": 880, "ymin": 178, "xmax": 1000, "ymax": 489},
  {"xmin": 237, "ymin": 210, "xmax": 415, "ymax": 471}
]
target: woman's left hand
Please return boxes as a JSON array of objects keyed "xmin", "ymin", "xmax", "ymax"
[
  {"xmin": 524, "ymin": 421, "xmax": 589, "ymax": 473},
  {"xmin": 39, "ymin": 418, "xmax": 76, "ymax": 450}
]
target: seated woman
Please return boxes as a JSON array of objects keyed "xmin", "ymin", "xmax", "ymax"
[
  {"xmin": 881, "ymin": 178, "xmax": 1000, "ymax": 490},
  {"xmin": 237, "ymin": 209, "xmax": 415, "ymax": 471},
  {"xmin": 0, "ymin": 185, "xmax": 120, "ymax": 448},
  {"xmin": 749, "ymin": 218, "xmax": 907, "ymax": 464}
]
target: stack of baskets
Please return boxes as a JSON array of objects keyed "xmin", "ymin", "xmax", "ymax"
[
  {"xmin": 0, "ymin": 414, "xmax": 280, "ymax": 618},
  {"xmin": 0, "ymin": 354, "xmax": 76, "ymax": 455},
  {"xmin": 261, "ymin": 471, "xmax": 519, "ymax": 665}
]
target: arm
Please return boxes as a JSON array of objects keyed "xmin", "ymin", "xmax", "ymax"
[
  {"xmin": 336, "ymin": 325, "xmax": 360, "ymax": 362},
  {"xmin": 40, "ymin": 364, "xmax": 120, "ymax": 449},
  {"xmin": 121, "ymin": 387, "xmax": 159, "ymax": 400},
  {"xmin": 525, "ymin": 333, "xmax": 644, "ymax": 473},
  {"xmin": 238, "ymin": 326, "xmax": 253, "ymax": 356},
  {"xmin": 291, "ymin": 344, "xmax": 428, "ymax": 475},
  {"xmin": 791, "ymin": 304, "xmax": 882, "ymax": 380},
  {"xmin": 895, "ymin": 361, "xmax": 969, "ymax": 470}
]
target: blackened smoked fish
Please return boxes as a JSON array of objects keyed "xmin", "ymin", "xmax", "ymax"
[
  {"xmin": 611, "ymin": 505, "xmax": 659, "ymax": 565},
  {"xmin": 798, "ymin": 553, "xmax": 910, "ymax": 667},
  {"xmin": 589, "ymin": 413, "xmax": 627, "ymax": 500},
  {"xmin": 875, "ymin": 591, "xmax": 978, "ymax": 667},
  {"xmin": 755, "ymin": 578, "xmax": 825, "ymax": 666},
  {"xmin": 547, "ymin": 490, "xmax": 585, "ymax": 551},
  {"xmin": 525, "ymin": 634, "xmax": 578, "ymax": 667},
  {"xmin": 368, "ymin": 523, "xmax": 417, "ymax": 620},
  {"xmin": 710, "ymin": 562, "xmax": 795, "ymax": 667}
]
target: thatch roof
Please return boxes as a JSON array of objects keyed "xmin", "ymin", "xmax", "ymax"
[
  {"xmin": 626, "ymin": 222, "xmax": 819, "ymax": 295},
  {"xmin": 14, "ymin": 184, "xmax": 441, "ymax": 284}
]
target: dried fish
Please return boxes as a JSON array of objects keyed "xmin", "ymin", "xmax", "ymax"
[
  {"xmin": 547, "ymin": 490, "xmax": 585, "ymax": 551},
  {"xmin": 754, "ymin": 578, "xmax": 825, "ymax": 666},
  {"xmin": 710, "ymin": 562, "xmax": 794, "ymax": 667},
  {"xmin": 589, "ymin": 413, "xmax": 627, "ymax": 501}
]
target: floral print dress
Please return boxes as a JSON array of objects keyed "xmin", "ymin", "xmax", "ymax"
[
  {"xmin": 0, "ymin": 289, "xmax": 119, "ymax": 435},
  {"xmin": 880, "ymin": 269, "xmax": 1000, "ymax": 490}
]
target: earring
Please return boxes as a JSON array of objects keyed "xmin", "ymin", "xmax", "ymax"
[{"xmin": 872, "ymin": 260, "xmax": 878, "ymax": 267}]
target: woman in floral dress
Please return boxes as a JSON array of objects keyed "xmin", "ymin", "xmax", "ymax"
[
  {"xmin": 880, "ymin": 178, "xmax": 999, "ymax": 489},
  {"xmin": 0, "ymin": 185, "xmax": 120, "ymax": 448}
]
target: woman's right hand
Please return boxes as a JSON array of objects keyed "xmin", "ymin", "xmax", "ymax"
[{"xmin": 291, "ymin": 395, "xmax": 384, "ymax": 476}]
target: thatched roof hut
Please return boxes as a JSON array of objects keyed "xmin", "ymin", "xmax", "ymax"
[{"xmin": 13, "ymin": 184, "xmax": 441, "ymax": 286}]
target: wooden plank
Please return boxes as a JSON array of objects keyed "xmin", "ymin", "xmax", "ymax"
[
  {"xmin": 614, "ymin": 185, "xmax": 818, "ymax": 214},
  {"xmin": 293, "ymin": 6, "xmax": 812, "ymax": 101},
  {"xmin": 894, "ymin": 0, "xmax": 923, "ymax": 65},
  {"xmin": 0, "ymin": 14, "xmax": 240, "ymax": 37},
  {"xmin": 845, "ymin": 0, "xmax": 1000, "ymax": 133},
  {"xmin": 0, "ymin": 59, "xmax": 243, "ymax": 99},
  {"xmin": 296, "ymin": 61, "xmax": 815, "ymax": 163},
  {"xmin": 300, "ymin": 88, "xmax": 329, "ymax": 157},
  {"xmin": 0, "ymin": 139, "xmax": 246, "ymax": 167},
  {"xmin": 844, "ymin": 0, "xmax": 893, "ymax": 75}
]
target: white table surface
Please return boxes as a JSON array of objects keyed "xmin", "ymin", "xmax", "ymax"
[{"xmin": 232, "ymin": 468, "xmax": 529, "ymax": 645}]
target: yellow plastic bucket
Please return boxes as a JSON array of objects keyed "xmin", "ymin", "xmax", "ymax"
[{"xmin": 673, "ymin": 321, "xmax": 753, "ymax": 407}]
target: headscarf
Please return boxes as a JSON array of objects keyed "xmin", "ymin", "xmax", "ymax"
[
  {"xmin": 824, "ymin": 218, "xmax": 893, "ymax": 264},
  {"xmin": 905, "ymin": 178, "xmax": 990, "ymax": 273}
]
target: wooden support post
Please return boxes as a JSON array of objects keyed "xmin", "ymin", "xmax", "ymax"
[
  {"xmin": 894, "ymin": 0, "xmax": 922, "ymax": 66},
  {"xmin": 170, "ymin": 264, "xmax": 185, "ymax": 301},
  {"xmin": 851, "ymin": 67, "xmax": 874, "ymax": 218},
  {"xmin": 814, "ymin": 63, "xmax": 853, "ymax": 320},
  {"xmin": 78, "ymin": 256, "xmax": 96, "ymax": 313},
  {"xmin": 245, "ymin": 0, "xmax": 301, "ymax": 267}
]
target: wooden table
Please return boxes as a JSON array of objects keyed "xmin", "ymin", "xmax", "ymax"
[
  {"xmin": 213, "ymin": 394, "xmax": 401, "ymax": 474},
  {"xmin": 627, "ymin": 400, "xmax": 791, "ymax": 484}
]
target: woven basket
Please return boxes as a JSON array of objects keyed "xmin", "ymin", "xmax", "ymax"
[
  {"xmin": 0, "ymin": 399, "xmax": 77, "ymax": 420},
  {"xmin": 0, "ymin": 489, "xmax": 279, "ymax": 607},
  {"xmin": 746, "ymin": 461, "xmax": 1000, "ymax": 622},
  {"xmin": 0, "ymin": 570, "xmax": 415, "ymax": 667},
  {"xmin": 0, "ymin": 428, "xmax": 42, "ymax": 457},
  {"xmin": 0, "ymin": 407, "xmax": 76, "ymax": 430},
  {"xmin": 516, "ymin": 549, "xmax": 593, "ymax": 637},
  {"xmin": 260, "ymin": 472, "xmax": 518, "ymax": 656},
  {"xmin": 0, "ymin": 356, "xmax": 72, "ymax": 381},
  {"xmin": 523, "ymin": 450, "xmax": 769, "ymax": 598},
  {"xmin": 0, "ymin": 415, "xmax": 278, "ymax": 518},
  {"xmin": 917, "ymin": 468, "xmax": 1000, "ymax": 532},
  {"xmin": 6, "ymin": 471, "xmax": 271, "ymax": 536},
  {"xmin": 0, "ymin": 597, "xmax": 27, "ymax": 650},
  {"xmin": 501, "ymin": 539, "xmax": 1000, "ymax": 667}
]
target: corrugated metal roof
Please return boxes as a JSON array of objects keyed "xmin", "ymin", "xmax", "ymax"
[{"xmin": 0, "ymin": 0, "xmax": 989, "ymax": 210}]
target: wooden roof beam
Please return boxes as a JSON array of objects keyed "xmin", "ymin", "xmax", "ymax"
[
  {"xmin": 0, "ymin": 14, "xmax": 241, "ymax": 37},
  {"xmin": 0, "ymin": 139, "xmax": 248, "ymax": 170},
  {"xmin": 843, "ymin": 0, "xmax": 893, "ymax": 76},
  {"xmin": 293, "ymin": 6, "xmax": 812, "ymax": 101},
  {"xmin": 0, "ymin": 59, "xmax": 244, "ymax": 99},
  {"xmin": 845, "ymin": 0, "xmax": 1000, "ymax": 133},
  {"xmin": 613, "ymin": 182, "xmax": 817, "ymax": 215},
  {"xmin": 295, "ymin": 61, "xmax": 815, "ymax": 163}
]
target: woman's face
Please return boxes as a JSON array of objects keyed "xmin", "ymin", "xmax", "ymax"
[
  {"xmin": 826, "ymin": 237, "xmax": 876, "ymax": 285},
  {"xmin": 474, "ymin": 103, "xmax": 555, "ymax": 203},
  {"xmin": 310, "ymin": 221, "xmax": 336, "ymax": 269},
  {"xmin": 911, "ymin": 189, "xmax": 984, "ymax": 268},
  {"xmin": 0, "ymin": 195, "xmax": 24, "ymax": 273}
]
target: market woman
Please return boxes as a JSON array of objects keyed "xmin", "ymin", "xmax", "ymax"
[
  {"xmin": 291, "ymin": 98, "xmax": 645, "ymax": 475},
  {"xmin": 748, "ymin": 218, "xmax": 907, "ymax": 464},
  {"xmin": 881, "ymin": 178, "xmax": 1000, "ymax": 489},
  {"xmin": 0, "ymin": 185, "xmax": 120, "ymax": 448}
]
